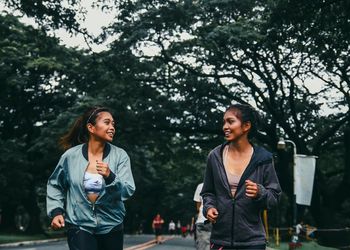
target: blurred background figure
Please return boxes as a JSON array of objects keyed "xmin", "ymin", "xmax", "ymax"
[
  {"xmin": 152, "ymin": 213, "xmax": 164, "ymax": 244},
  {"xmin": 168, "ymin": 220, "xmax": 176, "ymax": 235},
  {"xmin": 193, "ymin": 183, "xmax": 211, "ymax": 250}
]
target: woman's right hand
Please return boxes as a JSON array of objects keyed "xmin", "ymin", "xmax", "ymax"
[
  {"xmin": 206, "ymin": 207, "xmax": 219, "ymax": 223},
  {"xmin": 51, "ymin": 215, "xmax": 65, "ymax": 230}
]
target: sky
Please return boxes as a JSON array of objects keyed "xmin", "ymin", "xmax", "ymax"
[{"xmin": 0, "ymin": 1, "xmax": 114, "ymax": 52}]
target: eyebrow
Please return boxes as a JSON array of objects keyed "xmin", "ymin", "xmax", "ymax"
[{"xmin": 103, "ymin": 118, "xmax": 115, "ymax": 122}]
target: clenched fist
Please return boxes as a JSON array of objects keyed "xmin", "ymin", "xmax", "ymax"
[
  {"xmin": 96, "ymin": 160, "xmax": 111, "ymax": 178},
  {"xmin": 51, "ymin": 215, "xmax": 65, "ymax": 230},
  {"xmin": 206, "ymin": 207, "xmax": 219, "ymax": 223},
  {"xmin": 245, "ymin": 179, "xmax": 259, "ymax": 198}
]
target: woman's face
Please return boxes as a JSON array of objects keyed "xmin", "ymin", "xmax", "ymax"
[
  {"xmin": 223, "ymin": 110, "xmax": 250, "ymax": 141},
  {"xmin": 88, "ymin": 112, "xmax": 115, "ymax": 142}
]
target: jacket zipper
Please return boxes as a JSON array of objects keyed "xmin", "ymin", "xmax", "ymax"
[{"xmin": 82, "ymin": 162, "xmax": 98, "ymax": 227}]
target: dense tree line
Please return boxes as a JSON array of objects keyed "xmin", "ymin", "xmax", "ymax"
[{"xmin": 0, "ymin": 0, "xmax": 349, "ymax": 236}]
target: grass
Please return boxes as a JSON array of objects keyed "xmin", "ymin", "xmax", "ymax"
[
  {"xmin": 0, "ymin": 234, "xmax": 48, "ymax": 244},
  {"xmin": 0, "ymin": 229, "xmax": 65, "ymax": 244}
]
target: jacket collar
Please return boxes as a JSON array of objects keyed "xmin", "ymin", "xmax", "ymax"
[
  {"xmin": 82, "ymin": 143, "xmax": 111, "ymax": 161},
  {"xmin": 218, "ymin": 141, "xmax": 272, "ymax": 166}
]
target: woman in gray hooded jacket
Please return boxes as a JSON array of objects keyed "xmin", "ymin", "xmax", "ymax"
[{"xmin": 201, "ymin": 104, "xmax": 281, "ymax": 250}]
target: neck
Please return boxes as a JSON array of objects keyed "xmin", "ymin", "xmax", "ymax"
[
  {"xmin": 228, "ymin": 138, "xmax": 252, "ymax": 154},
  {"xmin": 88, "ymin": 139, "xmax": 105, "ymax": 155}
]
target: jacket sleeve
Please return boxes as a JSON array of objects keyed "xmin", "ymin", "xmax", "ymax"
[
  {"xmin": 46, "ymin": 155, "xmax": 67, "ymax": 218},
  {"xmin": 105, "ymin": 151, "xmax": 135, "ymax": 201},
  {"xmin": 200, "ymin": 153, "xmax": 217, "ymax": 218},
  {"xmin": 254, "ymin": 159, "xmax": 281, "ymax": 210}
]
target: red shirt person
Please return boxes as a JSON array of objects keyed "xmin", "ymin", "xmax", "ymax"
[{"xmin": 152, "ymin": 214, "xmax": 164, "ymax": 244}]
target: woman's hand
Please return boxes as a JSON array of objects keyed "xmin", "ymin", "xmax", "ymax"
[
  {"xmin": 206, "ymin": 207, "xmax": 219, "ymax": 223},
  {"xmin": 245, "ymin": 179, "xmax": 259, "ymax": 198},
  {"xmin": 51, "ymin": 215, "xmax": 65, "ymax": 230},
  {"xmin": 96, "ymin": 160, "xmax": 111, "ymax": 178}
]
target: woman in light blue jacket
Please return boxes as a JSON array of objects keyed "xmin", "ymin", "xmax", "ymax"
[{"xmin": 47, "ymin": 106, "xmax": 135, "ymax": 250}]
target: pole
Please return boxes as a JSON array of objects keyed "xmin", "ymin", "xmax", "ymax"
[{"xmin": 285, "ymin": 140, "xmax": 297, "ymax": 228}]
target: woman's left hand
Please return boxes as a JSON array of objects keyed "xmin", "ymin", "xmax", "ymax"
[
  {"xmin": 245, "ymin": 179, "xmax": 259, "ymax": 198},
  {"xmin": 96, "ymin": 160, "xmax": 111, "ymax": 178}
]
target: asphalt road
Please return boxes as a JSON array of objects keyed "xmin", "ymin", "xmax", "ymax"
[{"xmin": 0, "ymin": 234, "xmax": 196, "ymax": 250}]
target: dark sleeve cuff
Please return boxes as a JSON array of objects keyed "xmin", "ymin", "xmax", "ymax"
[
  {"xmin": 104, "ymin": 170, "xmax": 116, "ymax": 185},
  {"xmin": 51, "ymin": 208, "xmax": 65, "ymax": 218}
]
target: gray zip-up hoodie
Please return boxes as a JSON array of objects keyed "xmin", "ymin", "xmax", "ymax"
[{"xmin": 201, "ymin": 143, "xmax": 281, "ymax": 247}]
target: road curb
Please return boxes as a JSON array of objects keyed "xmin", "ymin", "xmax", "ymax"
[{"xmin": 0, "ymin": 237, "xmax": 66, "ymax": 248}]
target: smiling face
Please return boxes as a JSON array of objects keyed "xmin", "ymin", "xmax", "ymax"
[
  {"xmin": 87, "ymin": 111, "xmax": 115, "ymax": 142},
  {"xmin": 223, "ymin": 109, "xmax": 251, "ymax": 142}
]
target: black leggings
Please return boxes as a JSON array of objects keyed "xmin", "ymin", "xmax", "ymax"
[{"xmin": 67, "ymin": 226, "xmax": 123, "ymax": 250}]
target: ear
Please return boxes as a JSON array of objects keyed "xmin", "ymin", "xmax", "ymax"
[
  {"xmin": 242, "ymin": 121, "xmax": 251, "ymax": 133},
  {"xmin": 86, "ymin": 123, "xmax": 95, "ymax": 133}
]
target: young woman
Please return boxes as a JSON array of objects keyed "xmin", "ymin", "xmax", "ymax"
[
  {"xmin": 201, "ymin": 104, "xmax": 281, "ymax": 250},
  {"xmin": 47, "ymin": 106, "xmax": 135, "ymax": 250}
]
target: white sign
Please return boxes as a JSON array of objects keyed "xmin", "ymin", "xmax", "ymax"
[{"xmin": 294, "ymin": 155, "xmax": 317, "ymax": 206}]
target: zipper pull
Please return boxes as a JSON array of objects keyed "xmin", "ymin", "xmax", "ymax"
[
  {"xmin": 92, "ymin": 203, "xmax": 95, "ymax": 212},
  {"xmin": 231, "ymin": 198, "xmax": 235, "ymax": 205}
]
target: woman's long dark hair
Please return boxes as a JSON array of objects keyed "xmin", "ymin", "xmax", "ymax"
[{"xmin": 59, "ymin": 106, "xmax": 112, "ymax": 150}]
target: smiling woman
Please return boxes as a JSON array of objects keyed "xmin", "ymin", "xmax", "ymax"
[
  {"xmin": 201, "ymin": 104, "xmax": 281, "ymax": 250},
  {"xmin": 47, "ymin": 106, "xmax": 135, "ymax": 250}
]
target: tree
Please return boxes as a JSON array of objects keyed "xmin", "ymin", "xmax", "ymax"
[
  {"xmin": 2, "ymin": 0, "xmax": 350, "ymax": 230},
  {"xmin": 0, "ymin": 13, "xmax": 91, "ymax": 232}
]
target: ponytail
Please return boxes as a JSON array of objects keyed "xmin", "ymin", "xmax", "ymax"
[{"xmin": 59, "ymin": 106, "xmax": 112, "ymax": 150}]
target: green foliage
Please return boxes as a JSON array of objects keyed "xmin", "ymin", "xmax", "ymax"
[{"xmin": 1, "ymin": 0, "xmax": 350, "ymax": 233}]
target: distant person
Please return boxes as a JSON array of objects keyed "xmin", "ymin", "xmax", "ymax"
[
  {"xmin": 168, "ymin": 220, "xmax": 176, "ymax": 235},
  {"xmin": 152, "ymin": 213, "xmax": 164, "ymax": 244},
  {"xmin": 14, "ymin": 206, "xmax": 30, "ymax": 232},
  {"xmin": 181, "ymin": 224, "xmax": 188, "ymax": 238},
  {"xmin": 201, "ymin": 104, "xmax": 281, "ymax": 249},
  {"xmin": 176, "ymin": 220, "xmax": 181, "ymax": 235},
  {"xmin": 193, "ymin": 183, "xmax": 211, "ymax": 250},
  {"xmin": 47, "ymin": 106, "xmax": 136, "ymax": 250},
  {"xmin": 190, "ymin": 217, "xmax": 195, "ymax": 236},
  {"xmin": 296, "ymin": 221, "xmax": 304, "ymax": 236}
]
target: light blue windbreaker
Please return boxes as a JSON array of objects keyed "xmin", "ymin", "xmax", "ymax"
[{"xmin": 47, "ymin": 143, "xmax": 135, "ymax": 234}]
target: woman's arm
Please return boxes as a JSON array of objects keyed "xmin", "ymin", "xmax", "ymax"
[
  {"xmin": 254, "ymin": 159, "xmax": 282, "ymax": 209},
  {"xmin": 104, "ymin": 151, "xmax": 136, "ymax": 201},
  {"xmin": 200, "ymin": 154, "xmax": 217, "ymax": 219},
  {"xmin": 46, "ymin": 156, "xmax": 67, "ymax": 219}
]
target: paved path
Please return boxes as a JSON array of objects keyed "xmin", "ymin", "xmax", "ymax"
[{"xmin": 0, "ymin": 234, "xmax": 278, "ymax": 249}]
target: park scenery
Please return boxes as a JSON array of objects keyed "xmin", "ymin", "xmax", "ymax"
[{"xmin": 0, "ymin": 0, "xmax": 349, "ymax": 249}]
